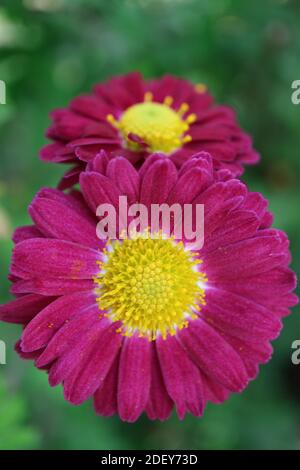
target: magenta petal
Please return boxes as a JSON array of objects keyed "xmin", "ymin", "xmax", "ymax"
[
  {"xmin": 204, "ymin": 233, "xmax": 288, "ymax": 280},
  {"xmin": 11, "ymin": 239, "xmax": 100, "ymax": 280},
  {"xmin": 47, "ymin": 111, "xmax": 93, "ymax": 141},
  {"xmin": 202, "ymin": 373, "xmax": 230, "ymax": 404},
  {"xmin": 12, "ymin": 225, "xmax": 43, "ymax": 244},
  {"xmin": 242, "ymin": 192, "xmax": 273, "ymax": 228},
  {"xmin": 178, "ymin": 318, "xmax": 248, "ymax": 392},
  {"xmin": 36, "ymin": 188, "xmax": 91, "ymax": 218},
  {"xmin": 70, "ymin": 94, "xmax": 113, "ymax": 121},
  {"xmin": 29, "ymin": 192, "xmax": 100, "ymax": 248},
  {"xmin": 149, "ymin": 75, "xmax": 193, "ymax": 106},
  {"xmin": 75, "ymin": 144, "xmax": 120, "ymax": 163},
  {"xmin": 203, "ymin": 289, "xmax": 282, "ymax": 342},
  {"xmin": 21, "ymin": 291, "xmax": 95, "ymax": 352},
  {"xmin": 15, "ymin": 340, "xmax": 44, "ymax": 362},
  {"xmin": 80, "ymin": 171, "xmax": 121, "ymax": 214},
  {"xmin": 11, "ymin": 278, "xmax": 94, "ymax": 297},
  {"xmin": 203, "ymin": 210, "xmax": 260, "ymax": 253},
  {"xmin": 62, "ymin": 323, "xmax": 123, "ymax": 405},
  {"xmin": 35, "ymin": 304, "xmax": 100, "ymax": 368},
  {"xmin": 39, "ymin": 142, "xmax": 74, "ymax": 163},
  {"xmin": 106, "ymin": 157, "xmax": 140, "ymax": 204},
  {"xmin": 0, "ymin": 294, "xmax": 55, "ymax": 325},
  {"xmin": 213, "ymin": 267, "xmax": 297, "ymax": 313},
  {"xmin": 140, "ymin": 158, "xmax": 178, "ymax": 209},
  {"xmin": 139, "ymin": 153, "xmax": 165, "ymax": 179},
  {"xmin": 94, "ymin": 351, "xmax": 120, "ymax": 417},
  {"xmin": 94, "ymin": 73, "xmax": 142, "ymax": 109},
  {"xmin": 193, "ymin": 180, "xmax": 247, "ymax": 235},
  {"xmin": 167, "ymin": 166, "xmax": 213, "ymax": 205},
  {"xmin": 118, "ymin": 336, "xmax": 151, "ymax": 423},
  {"xmin": 47, "ymin": 323, "xmax": 101, "ymax": 387},
  {"xmin": 86, "ymin": 150, "xmax": 109, "ymax": 174},
  {"xmin": 178, "ymin": 151, "xmax": 213, "ymax": 178},
  {"xmin": 157, "ymin": 335, "xmax": 204, "ymax": 419},
  {"xmin": 119, "ymin": 71, "xmax": 145, "ymax": 102},
  {"xmin": 216, "ymin": 331, "xmax": 273, "ymax": 379},
  {"xmin": 68, "ymin": 137, "xmax": 119, "ymax": 148},
  {"xmin": 145, "ymin": 343, "xmax": 173, "ymax": 421}
]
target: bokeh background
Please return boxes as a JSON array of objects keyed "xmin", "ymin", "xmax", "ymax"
[{"xmin": 0, "ymin": 0, "xmax": 300, "ymax": 450}]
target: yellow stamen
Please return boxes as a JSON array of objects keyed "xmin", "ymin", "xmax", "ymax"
[
  {"xmin": 163, "ymin": 95, "xmax": 174, "ymax": 106},
  {"xmin": 178, "ymin": 102, "xmax": 189, "ymax": 116},
  {"xmin": 144, "ymin": 91, "xmax": 153, "ymax": 102},
  {"xmin": 195, "ymin": 83, "xmax": 207, "ymax": 94},
  {"xmin": 107, "ymin": 114, "xmax": 118, "ymax": 127},
  {"xmin": 94, "ymin": 235, "xmax": 207, "ymax": 341},
  {"xmin": 182, "ymin": 135, "xmax": 192, "ymax": 143},
  {"xmin": 186, "ymin": 113, "xmax": 197, "ymax": 124},
  {"xmin": 107, "ymin": 94, "xmax": 196, "ymax": 154}
]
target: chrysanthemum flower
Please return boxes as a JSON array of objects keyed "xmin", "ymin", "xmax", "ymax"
[
  {"xmin": 0, "ymin": 152, "xmax": 297, "ymax": 422},
  {"xmin": 40, "ymin": 73, "xmax": 259, "ymax": 189}
]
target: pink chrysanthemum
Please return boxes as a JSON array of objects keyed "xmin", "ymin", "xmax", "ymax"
[
  {"xmin": 40, "ymin": 73, "xmax": 259, "ymax": 189},
  {"xmin": 0, "ymin": 152, "xmax": 297, "ymax": 422}
]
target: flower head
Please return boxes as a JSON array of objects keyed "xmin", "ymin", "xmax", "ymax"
[
  {"xmin": 0, "ymin": 152, "xmax": 297, "ymax": 422},
  {"xmin": 40, "ymin": 73, "xmax": 259, "ymax": 189}
]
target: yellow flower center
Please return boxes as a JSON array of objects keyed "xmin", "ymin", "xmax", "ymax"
[
  {"xmin": 107, "ymin": 92, "xmax": 197, "ymax": 154},
  {"xmin": 94, "ymin": 235, "xmax": 207, "ymax": 341}
]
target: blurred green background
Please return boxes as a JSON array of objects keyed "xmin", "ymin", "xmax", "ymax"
[{"xmin": 0, "ymin": 0, "xmax": 300, "ymax": 450}]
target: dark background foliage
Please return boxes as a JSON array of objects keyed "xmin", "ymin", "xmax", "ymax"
[{"xmin": 0, "ymin": 0, "xmax": 299, "ymax": 450}]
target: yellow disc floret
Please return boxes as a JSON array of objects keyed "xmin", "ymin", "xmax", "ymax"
[
  {"xmin": 107, "ymin": 93, "xmax": 196, "ymax": 154},
  {"xmin": 94, "ymin": 235, "xmax": 207, "ymax": 341}
]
